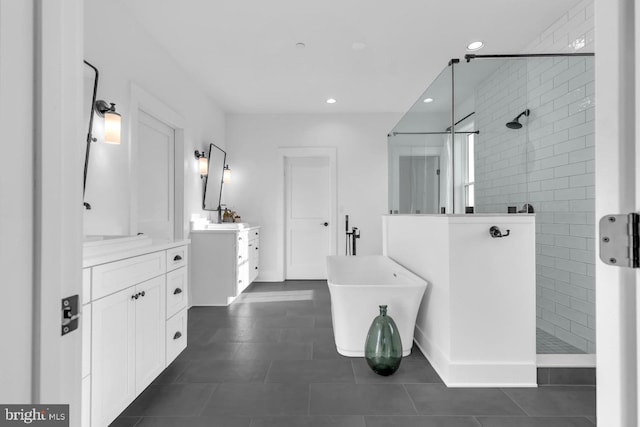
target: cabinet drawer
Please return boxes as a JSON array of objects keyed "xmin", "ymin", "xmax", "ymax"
[
  {"xmin": 237, "ymin": 263, "xmax": 250, "ymax": 295},
  {"xmin": 249, "ymin": 241, "xmax": 259, "ymax": 260},
  {"xmin": 237, "ymin": 232, "xmax": 249, "ymax": 265},
  {"xmin": 166, "ymin": 267, "xmax": 188, "ymax": 318},
  {"xmin": 167, "ymin": 246, "xmax": 187, "ymax": 272},
  {"xmin": 92, "ymin": 251, "xmax": 166, "ymax": 300},
  {"xmin": 250, "ymin": 262, "xmax": 259, "ymax": 283},
  {"xmin": 82, "ymin": 268, "xmax": 91, "ymax": 304},
  {"xmin": 166, "ymin": 309, "xmax": 187, "ymax": 365}
]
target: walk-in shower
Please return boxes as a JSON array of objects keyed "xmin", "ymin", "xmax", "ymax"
[{"xmin": 388, "ymin": 52, "xmax": 595, "ymax": 365}]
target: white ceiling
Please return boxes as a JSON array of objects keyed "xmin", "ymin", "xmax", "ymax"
[{"xmin": 119, "ymin": 0, "xmax": 579, "ymax": 114}]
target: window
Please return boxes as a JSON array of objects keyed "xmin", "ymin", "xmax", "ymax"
[{"xmin": 464, "ymin": 133, "xmax": 475, "ymax": 208}]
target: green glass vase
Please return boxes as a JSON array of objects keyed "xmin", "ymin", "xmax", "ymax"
[{"xmin": 364, "ymin": 305, "xmax": 402, "ymax": 376}]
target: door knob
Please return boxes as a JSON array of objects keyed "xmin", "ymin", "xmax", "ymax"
[{"xmin": 322, "ymin": 222, "xmax": 329, "ymax": 226}]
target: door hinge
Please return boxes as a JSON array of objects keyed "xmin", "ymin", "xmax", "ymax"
[{"xmin": 599, "ymin": 213, "xmax": 640, "ymax": 268}]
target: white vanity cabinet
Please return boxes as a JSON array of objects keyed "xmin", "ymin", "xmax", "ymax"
[
  {"xmin": 248, "ymin": 228, "xmax": 260, "ymax": 283},
  {"xmin": 191, "ymin": 226, "xmax": 260, "ymax": 305},
  {"xmin": 82, "ymin": 237, "xmax": 189, "ymax": 427},
  {"xmin": 164, "ymin": 246, "xmax": 188, "ymax": 365}
]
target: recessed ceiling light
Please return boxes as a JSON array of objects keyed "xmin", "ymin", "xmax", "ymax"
[
  {"xmin": 467, "ymin": 41, "xmax": 484, "ymax": 51},
  {"xmin": 352, "ymin": 41, "xmax": 367, "ymax": 51},
  {"xmin": 326, "ymin": 98, "xmax": 337, "ymax": 104},
  {"xmin": 295, "ymin": 42, "xmax": 306, "ymax": 49},
  {"xmin": 423, "ymin": 98, "xmax": 434, "ymax": 103}
]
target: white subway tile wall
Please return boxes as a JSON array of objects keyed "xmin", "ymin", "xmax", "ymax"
[{"xmin": 474, "ymin": 0, "xmax": 595, "ymax": 353}]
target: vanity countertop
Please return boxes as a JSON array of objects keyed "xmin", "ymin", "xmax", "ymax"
[
  {"xmin": 189, "ymin": 222, "xmax": 260, "ymax": 234},
  {"xmin": 83, "ymin": 235, "xmax": 190, "ymax": 268}
]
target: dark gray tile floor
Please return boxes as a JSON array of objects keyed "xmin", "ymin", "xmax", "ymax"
[{"xmin": 112, "ymin": 280, "xmax": 596, "ymax": 426}]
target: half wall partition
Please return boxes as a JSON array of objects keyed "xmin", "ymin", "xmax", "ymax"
[{"xmin": 388, "ymin": 53, "xmax": 595, "ymax": 362}]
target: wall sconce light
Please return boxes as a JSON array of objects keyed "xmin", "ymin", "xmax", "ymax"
[
  {"xmin": 223, "ymin": 165, "xmax": 231, "ymax": 183},
  {"xmin": 195, "ymin": 150, "xmax": 208, "ymax": 177},
  {"xmin": 95, "ymin": 100, "xmax": 121, "ymax": 144},
  {"xmin": 82, "ymin": 60, "xmax": 123, "ymax": 210}
]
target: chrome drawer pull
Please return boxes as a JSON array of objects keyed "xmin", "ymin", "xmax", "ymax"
[
  {"xmin": 173, "ymin": 331, "xmax": 182, "ymax": 340},
  {"xmin": 173, "ymin": 255, "xmax": 182, "ymax": 261},
  {"xmin": 173, "ymin": 288, "xmax": 183, "ymax": 295}
]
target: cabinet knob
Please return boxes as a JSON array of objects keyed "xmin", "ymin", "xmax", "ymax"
[
  {"xmin": 255, "ymin": 266, "xmax": 258, "ymax": 270},
  {"xmin": 255, "ymin": 247, "xmax": 259, "ymax": 250},
  {"xmin": 173, "ymin": 331, "xmax": 182, "ymax": 340},
  {"xmin": 173, "ymin": 288, "xmax": 183, "ymax": 295},
  {"xmin": 173, "ymin": 254, "xmax": 182, "ymax": 261},
  {"xmin": 132, "ymin": 293, "xmax": 139, "ymax": 300},
  {"xmin": 140, "ymin": 291, "xmax": 146, "ymax": 297}
]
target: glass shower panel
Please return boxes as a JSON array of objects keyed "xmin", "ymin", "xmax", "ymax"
[
  {"xmin": 452, "ymin": 55, "xmax": 595, "ymax": 355},
  {"xmin": 455, "ymin": 58, "xmax": 530, "ymax": 214},
  {"xmin": 526, "ymin": 56, "xmax": 595, "ymax": 354},
  {"xmin": 388, "ymin": 65, "xmax": 452, "ymax": 214}
]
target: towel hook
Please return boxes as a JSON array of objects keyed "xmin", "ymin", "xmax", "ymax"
[{"xmin": 489, "ymin": 226, "xmax": 510, "ymax": 238}]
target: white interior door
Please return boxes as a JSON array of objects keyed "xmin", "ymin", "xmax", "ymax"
[
  {"xmin": 285, "ymin": 156, "xmax": 332, "ymax": 279},
  {"xmin": 136, "ymin": 110, "xmax": 175, "ymax": 239},
  {"xmin": 596, "ymin": 0, "xmax": 638, "ymax": 425}
]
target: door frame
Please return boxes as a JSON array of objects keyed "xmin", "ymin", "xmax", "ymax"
[
  {"xmin": 32, "ymin": 0, "xmax": 84, "ymax": 423},
  {"xmin": 129, "ymin": 83, "xmax": 186, "ymax": 239},
  {"xmin": 277, "ymin": 147, "xmax": 337, "ymax": 281},
  {"xmin": 595, "ymin": 0, "xmax": 637, "ymax": 424}
]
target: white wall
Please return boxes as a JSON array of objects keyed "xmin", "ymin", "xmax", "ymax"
[
  {"xmin": 83, "ymin": 0, "xmax": 226, "ymax": 237},
  {"xmin": 0, "ymin": 0, "xmax": 34, "ymax": 403},
  {"xmin": 473, "ymin": 0, "xmax": 595, "ymax": 352},
  {"xmin": 226, "ymin": 113, "xmax": 401, "ymax": 281}
]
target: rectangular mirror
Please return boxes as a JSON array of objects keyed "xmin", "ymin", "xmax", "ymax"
[{"xmin": 202, "ymin": 143, "xmax": 226, "ymax": 211}]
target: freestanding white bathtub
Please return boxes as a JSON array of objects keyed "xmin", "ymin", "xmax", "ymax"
[{"xmin": 326, "ymin": 255, "xmax": 428, "ymax": 357}]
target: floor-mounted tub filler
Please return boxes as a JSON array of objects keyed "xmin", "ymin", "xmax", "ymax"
[{"xmin": 326, "ymin": 255, "xmax": 427, "ymax": 357}]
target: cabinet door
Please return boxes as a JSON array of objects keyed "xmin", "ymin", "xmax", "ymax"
[
  {"xmin": 91, "ymin": 288, "xmax": 136, "ymax": 427},
  {"xmin": 135, "ymin": 276, "xmax": 166, "ymax": 393}
]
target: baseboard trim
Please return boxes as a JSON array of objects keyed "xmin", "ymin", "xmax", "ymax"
[{"xmin": 414, "ymin": 325, "xmax": 537, "ymax": 387}]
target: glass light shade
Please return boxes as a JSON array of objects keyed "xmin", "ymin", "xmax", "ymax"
[
  {"xmin": 223, "ymin": 166, "xmax": 231, "ymax": 183},
  {"xmin": 198, "ymin": 156, "xmax": 208, "ymax": 176},
  {"xmin": 103, "ymin": 111, "xmax": 121, "ymax": 144}
]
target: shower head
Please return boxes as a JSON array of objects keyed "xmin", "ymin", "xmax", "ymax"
[
  {"xmin": 506, "ymin": 120, "xmax": 523, "ymax": 130},
  {"xmin": 506, "ymin": 109, "xmax": 530, "ymax": 129}
]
